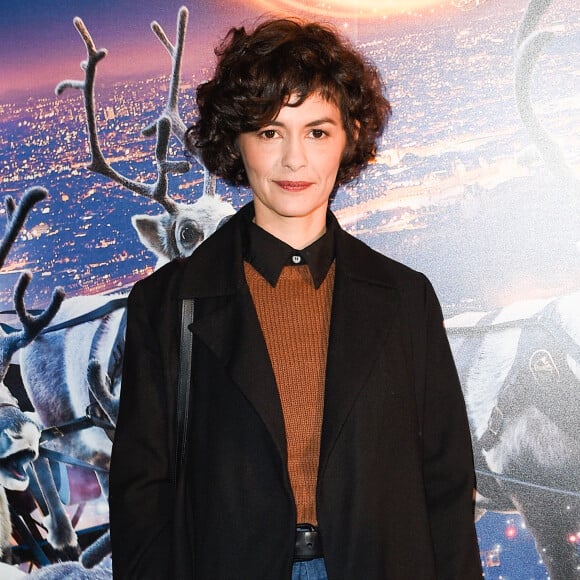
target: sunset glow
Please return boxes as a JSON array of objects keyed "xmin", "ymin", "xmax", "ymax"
[{"xmin": 249, "ymin": 0, "xmax": 448, "ymax": 19}]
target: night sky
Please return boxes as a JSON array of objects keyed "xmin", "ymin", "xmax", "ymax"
[
  {"xmin": 1, "ymin": 0, "xmax": 479, "ymax": 100},
  {"xmin": 1, "ymin": 0, "xmax": 257, "ymax": 98}
]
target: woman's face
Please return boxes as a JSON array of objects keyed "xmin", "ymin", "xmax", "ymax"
[{"xmin": 237, "ymin": 93, "xmax": 347, "ymax": 235}]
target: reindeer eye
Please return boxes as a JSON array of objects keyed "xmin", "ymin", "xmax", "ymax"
[{"xmin": 180, "ymin": 224, "xmax": 203, "ymax": 246}]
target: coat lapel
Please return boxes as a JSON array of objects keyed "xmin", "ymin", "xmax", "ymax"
[
  {"xmin": 190, "ymin": 289, "xmax": 288, "ymax": 462},
  {"xmin": 319, "ymin": 231, "xmax": 401, "ymax": 477},
  {"xmin": 177, "ymin": 206, "xmax": 287, "ymax": 462}
]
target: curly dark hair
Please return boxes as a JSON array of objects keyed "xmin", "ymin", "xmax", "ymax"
[{"xmin": 186, "ymin": 18, "xmax": 391, "ymax": 187}]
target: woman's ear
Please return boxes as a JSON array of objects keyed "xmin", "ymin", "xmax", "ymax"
[
  {"xmin": 341, "ymin": 120, "xmax": 360, "ymax": 164},
  {"xmin": 353, "ymin": 119, "xmax": 360, "ymax": 142}
]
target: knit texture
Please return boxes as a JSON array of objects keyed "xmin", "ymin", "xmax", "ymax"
[{"xmin": 244, "ymin": 261, "xmax": 335, "ymax": 525}]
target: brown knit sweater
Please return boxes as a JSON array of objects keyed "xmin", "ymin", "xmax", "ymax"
[{"xmin": 244, "ymin": 260, "xmax": 335, "ymax": 525}]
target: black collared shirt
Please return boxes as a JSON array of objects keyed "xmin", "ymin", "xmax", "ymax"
[{"xmin": 242, "ymin": 210, "xmax": 336, "ymax": 289}]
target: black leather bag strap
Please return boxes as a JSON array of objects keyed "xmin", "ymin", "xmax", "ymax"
[{"xmin": 175, "ymin": 298, "xmax": 194, "ymax": 484}]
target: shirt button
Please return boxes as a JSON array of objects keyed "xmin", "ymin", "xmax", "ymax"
[{"xmin": 292, "ymin": 255, "xmax": 302, "ymax": 264}]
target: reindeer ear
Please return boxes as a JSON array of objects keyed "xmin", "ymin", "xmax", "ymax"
[{"xmin": 131, "ymin": 214, "xmax": 169, "ymax": 258}]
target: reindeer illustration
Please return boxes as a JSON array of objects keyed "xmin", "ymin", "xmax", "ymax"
[
  {"xmin": 54, "ymin": 7, "xmax": 235, "ymax": 267},
  {"xmin": 0, "ymin": 187, "xmax": 64, "ymax": 560},
  {"xmin": 16, "ymin": 7, "xmax": 233, "ymax": 562},
  {"xmin": 446, "ymin": 0, "xmax": 580, "ymax": 577}
]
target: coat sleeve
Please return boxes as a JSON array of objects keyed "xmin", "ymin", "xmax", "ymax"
[
  {"xmin": 418, "ymin": 276, "xmax": 482, "ymax": 579},
  {"xmin": 109, "ymin": 279, "xmax": 177, "ymax": 579}
]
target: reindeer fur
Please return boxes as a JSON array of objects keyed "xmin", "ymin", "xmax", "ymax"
[
  {"xmin": 0, "ymin": 558, "xmax": 112, "ymax": 579},
  {"xmin": 132, "ymin": 194, "xmax": 234, "ymax": 267},
  {"xmin": 0, "ymin": 188, "xmax": 63, "ymax": 563},
  {"xmin": 447, "ymin": 292, "xmax": 580, "ymax": 578}
]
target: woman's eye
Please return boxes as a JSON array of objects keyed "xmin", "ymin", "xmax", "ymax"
[
  {"xmin": 259, "ymin": 129, "xmax": 278, "ymax": 139},
  {"xmin": 310, "ymin": 129, "xmax": 326, "ymax": 139}
]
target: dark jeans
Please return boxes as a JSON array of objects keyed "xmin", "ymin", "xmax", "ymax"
[{"xmin": 291, "ymin": 558, "xmax": 328, "ymax": 580}]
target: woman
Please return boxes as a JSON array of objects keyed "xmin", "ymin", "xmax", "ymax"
[{"xmin": 109, "ymin": 17, "xmax": 482, "ymax": 579}]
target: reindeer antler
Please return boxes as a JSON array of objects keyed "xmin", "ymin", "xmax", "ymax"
[
  {"xmin": 145, "ymin": 6, "xmax": 217, "ymax": 198},
  {"xmin": 514, "ymin": 0, "xmax": 580, "ymax": 193},
  {"xmin": 144, "ymin": 7, "xmax": 189, "ymax": 144},
  {"xmin": 0, "ymin": 188, "xmax": 65, "ymax": 378},
  {"xmin": 55, "ymin": 16, "xmax": 191, "ymax": 214}
]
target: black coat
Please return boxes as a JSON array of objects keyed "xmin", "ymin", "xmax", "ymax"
[{"xmin": 109, "ymin": 203, "xmax": 482, "ymax": 579}]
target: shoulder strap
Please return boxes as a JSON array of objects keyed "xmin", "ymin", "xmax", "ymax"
[{"xmin": 175, "ymin": 298, "xmax": 194, "ymax": 484}]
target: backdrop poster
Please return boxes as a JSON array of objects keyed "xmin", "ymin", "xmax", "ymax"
[{"xmin": 1, "ymin": 0, "xmax": 579, "ymax": 577}]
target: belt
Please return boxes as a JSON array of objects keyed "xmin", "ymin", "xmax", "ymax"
[{"xmin": 294, "ymin": 523, "xmax": 323, "ymax": 561}]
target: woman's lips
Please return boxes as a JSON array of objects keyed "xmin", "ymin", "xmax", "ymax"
[{"xmin": 274, "ymin": 181, "xmax": 313, "ymax": 191}]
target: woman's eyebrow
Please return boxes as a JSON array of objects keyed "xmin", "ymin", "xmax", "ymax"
[
  {"xmin": 306, "ymin": 117, "xmax": 339, "ymax": 127},
  {"xmin": 265, "ymin": 117, "xmax": 339, "ymax": 128}
]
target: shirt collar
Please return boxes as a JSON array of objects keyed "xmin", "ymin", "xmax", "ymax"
[{"xmin": 242, "ymin": 208, "xmax": 336, "ymax": 289}]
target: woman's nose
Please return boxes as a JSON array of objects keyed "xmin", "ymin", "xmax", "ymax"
[{"xmin": 281, "ymin": 136, "xmax": 307, "ymax": 171}]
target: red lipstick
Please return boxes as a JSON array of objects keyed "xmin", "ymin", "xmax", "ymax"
[{"xmin": 274, "ymin": 181, "xmax": 312, "ymax": 191}]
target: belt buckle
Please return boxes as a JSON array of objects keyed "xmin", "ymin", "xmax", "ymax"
[{"xmin": 294, "ymin": 523, "xmax": 322, "ymax": 562}]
